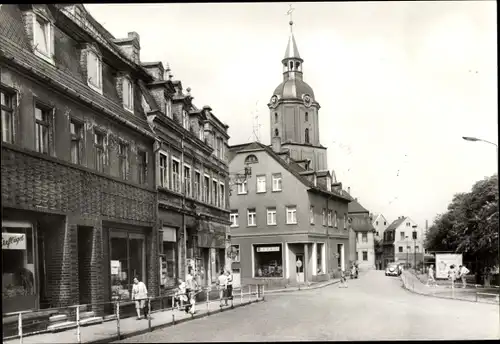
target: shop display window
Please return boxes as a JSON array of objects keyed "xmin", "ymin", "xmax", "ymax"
[
  {"xmin": 253, "ymin": 244, "xmax": 283, "ymax": 278},
  {"xmin": 110, "ymin": 231, "xmax": 146, "ymax": 301},
  {"xmin": 317, "ymin": 243, "xmax": 324, "ymax": 274},
  {"xmin": 2, "ymin": 222, "xmax": 37, "ymax": 312}
]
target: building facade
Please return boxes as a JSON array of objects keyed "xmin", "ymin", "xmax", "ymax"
[
  {"xmin": 382, "ymin": 216, "xmax": 424, "ymax": 269},
  {"xmin": 0, "ymin": 4, "xmax": 229, "ymax": 316},
  {"xmin": 371, "ymin": 213, "xmax": 389, "ymax": 240},
  {"xmin": 227, "ymin": 20, "xmax": 351, "ymax": 289},
  {"xmin": 347, "ymin": 198, "xmax": 376, "ymax": 270}
]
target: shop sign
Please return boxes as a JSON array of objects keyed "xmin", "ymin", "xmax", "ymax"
[
  {"xmin": 257, "ymin": 246, "xmax": 280, "ymax": 252},
  {"xmin": 2, "ymin": 233, "xmax": 26, "ymax": 250},
  {"xmin": 111, "ymin": 260, "xmax": 120, "ymax": 275}
]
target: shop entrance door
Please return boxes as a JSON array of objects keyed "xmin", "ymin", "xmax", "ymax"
[{"xmin": 296, "ymin": 254, "xmax": 304, "ymax": 283}]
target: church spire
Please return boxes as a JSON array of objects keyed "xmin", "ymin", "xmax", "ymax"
[
  {"xmin": 282, "ymin": 4, "xmax": 303, "ymax": 80},
  {"xmin": 284, "ymin": 5, "xmax": 301, "ymax": 60}
]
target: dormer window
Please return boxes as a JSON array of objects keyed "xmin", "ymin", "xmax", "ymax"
[
  {"xmin": 166, "ymin": 100, "xmax": 173, "ymax": 119},
  {"xmin": 326, "ymin": 176, "xmax": 331, "ymax": 191},
  {"xmin": 33, "ymin": 13, "xmax": 54, "ymax": 64},
  {"xmin": 198, "ymin": 124, "xmax": 204, "ymax": 141},
  {"xmin": 87, "ymin": 50, "xmax": 102, "ymax": 94},
  {"xmin": 122, "ymin": 77, "xmax": 134, "ymax": 112},
  {"xmin": 182, "ymin": 110, "xmax": 189, "ymax": 130}
]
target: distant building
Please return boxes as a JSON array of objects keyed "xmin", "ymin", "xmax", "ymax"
[
  {"xmin": 371, "ymin": 213, "xmax": 389, "ymax": 240},
  {"xmin": 382, "ymin": 216, "xmax": 425, "ymax": 269},
  {"xmin": 347, "ymin": 196, "xmax": 376, "ymax": 270}
]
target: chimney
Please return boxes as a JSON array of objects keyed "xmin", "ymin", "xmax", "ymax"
[
  {"xmin": 347, "ymin": 186, "xmax": 351, "ymax": 195},
  {"xmin": 272, "ymin": 136, "xmax": 281, "ymax": 153},
  {"xmin": 114, "ymin": 31, "xmax": 141, "ymax": 64}
]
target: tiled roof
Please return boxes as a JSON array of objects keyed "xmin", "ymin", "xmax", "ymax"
[
  {"xmin": 350, "ymin": 214, "xmax": 375, "ymax": 232},
  {"xmin": 385, "ymin": 217, "xmax": 406, "ymax": 232},
  {"xmin": 0, "ymin": 35, "xmax": 155, "ymax": 138},
  {"xmin": 316, "ymin": 170, "xmax": 329, "ymax": 177},
  {"xmin": 348, "ymin": 198, "xmax": 369, "ymax": 214}
]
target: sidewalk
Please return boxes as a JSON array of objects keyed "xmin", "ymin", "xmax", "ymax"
[
  {"xmin": 401, "ymin": 271, "xmax": 500, "ymax": 304},
  {"xmin": 3, "ymin": 292, "xmax": 263, "ymax": 344}
]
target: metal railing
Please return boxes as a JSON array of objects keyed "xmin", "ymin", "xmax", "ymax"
[{"xmin": 2, "ymin": 284, "xmax": 265, "ymax": 344}]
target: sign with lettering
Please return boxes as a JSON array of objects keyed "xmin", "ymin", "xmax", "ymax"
[
  {"xmin": 256, "ymin": 246, "xmax": 280, "ymax": 253},
  {"xmin": 2, "ymin": 233, "xmax": 26, "ymax": 250},
  {"xmin": 110, "ymin": 260, "xmax": 120, "ymax": 275}
]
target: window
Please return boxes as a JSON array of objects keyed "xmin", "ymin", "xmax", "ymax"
[
  {"xmin": 159, "ymin": 153, "xmax": 168, "ymax": 188},
  {"xmin": 1, "ymin": 89, "xmax": 14, "ymax": 143},
  {"xmin": 344, "ymin": 214, "xmax": 347, "ymax": 230},
  {"xmin": 309, "ymin": 206, "xmax": 314, "ymax": 224},
  {"xmin": 230, "ymin": 212, "xmax": 239, "ymax": 227},
  {"xmin": 398, "ymin": 246, "xmax": 403, "ymax": 253},
  {"xmin": 305, "ymin": 128, "xmax": 309, "ymax": 143},
  {"xmin": 362, "ymin": 251, "xmax": 368, "ymax": 261},
  {"xmin": 160, "ymin": 230, "xmax": 177, "ymax": 290},
  {"xmin": 35, "ymin": 105, "xmax": 51, "ymax": 154},
  {"xmin": 327, "ymin": 210, "xmax": 332, "ymax": 227},
  {"xmin": 406, "ymin": 222, "xmax": 410, "ymax": 227},
  {"xmin": 194, "ymin": 171, "xmax": 201, "ymax": 200},
  {"xmin": 326, "ymin": 176, "xmax": 331, "ymax": 191},
  {"xmin": 362, "ymin": 233, "xmax": 368, "ymax": 243},
  {"xmin": 166, "ymin": 100, "xmax": 173, "ymax": 119},
  {"xmin": 210, "ymin": 180, "xmax": 217, "ymax": 206},
  {"xmin": 182, "ymin": 110, "xmax": 189, "ymax": 130},
  {"xmin": 110, "ymin": 231, "xmax": 146, "ymax": 301},
  {"xmin": 413, "ymin": 231, "xmax": 418, "ymax": 240},
  {"xmin": 219, "ymin": 183, "xmax": 225, "ymax": 208},
  {"xmin": 400, "ymin": 232, "xmax": 405, "ymax": 240},
  {"xmin": 34, "ymin": 14, "xmax": 53, "ymax": 63},
  {"xmin": 229, "ymin": 245, "xmax": 240, "ymax": 262},
  {"xmin": 94, "ymin": 131, "xmax": 105, "ymax": 172},
  {"xmin": 416, "ymin": 246, "xmax": 419, "ymax": 252},
  {"xmin": 286, "ymin": 206, "xmax": 297, "ymax": 224},
  {"xmin": 256, "ymin": 175, "xmax": 266, "ymax": 193},
  {"xmin": 87, "ymin": 51, "xmax": 102, "ymax": 93},
  {"xmin": 247, "ymin": 209, "xmax": 256, "ymax": 226},
  {"xmin": 122, "ymin": 77, "xmax": 134, "ymax": 111},
  {"xmin": 274, "ymin": 128, "xmax": 279, "ymax": 137},
  {"xmin": 267, "ymin": 208, "xmax": 277, "ymax": 225},
  {"xmin": 70, "ymin": 120, "xmax": 83, "ymax": 165},
  {"xmin": 118, "ymin": 142, "xmax": 129, "ymax": 180},
  {"xmin": 322, "ymin": 209, "xmax": 326, "ymax": 226},
  {"xmin": 198, "ymin": 124, "xmax": 204, "ymax": 141},
  {"xmin": 305, "ymin": 112, "xmax": 308, "ymax": 122},
  {"xmin": 172, "ymin": 159, "xmax": 180, "ymax": 192},
  {"xmin": 376, "ymin": 231, "xmax": 379, "ymax": 237},
  {"xmin": 184, "ymin": 165, "xmax": 192, "ymax": 197},
  {"xmin": 272, "ymin": 173, "xmax": 282, "ymax": 191},
  {"xmin": 203, "ymin": 175, "xmax": 210, "ymax": 202},
  {"xmin": 274, "ymin": 113, "xmax": 278, "ymax": 123},
  {"xmin": 384, "ymin": 221, "xmax": 387, "ymax": 225},
  {"xmin": 316, "ymin": 243, "xmax": 324, "ymax": 274},
  {"xmin": 216, "ymin": 137, "xmax": 224, "ymax": 159},
  {"xmin": 334, "ymin": 211, "xmax": 338, "ymax": 228},
  {"xmin": 376, "ymin": 221, "xmax": 379, "ymax": 226},
  {"xmin": 253, "ymin": 244, "xmax": 283, "ymax": 278},
  {"xmin": 237, "ymin": 180, "xmax": 248, "ymax": 194},
  {"xmin": 2, "ymin": 221, "xmax": 37, "ymax": 313},
  {"xmin": 137, "ymin": 151, "xmax": 147, "ymax": 185}
]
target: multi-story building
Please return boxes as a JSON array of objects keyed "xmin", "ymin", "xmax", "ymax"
[
  {"xmin": 382, "ymin": 216, "xmax": 424, "ymax": 269},
  {"xmin": 371, "ymin": 213, "xmax": 389, "ymax": 240},
  {"xmin": 228, "ymin": 20, "xmax": 351, "ymax": 289},
  {"xmin": 0, "ymin": 4, "xmax": 229, "ymax": 317},
  {"xmin": 347, "ymin": 197, "xmax": 376, "ymax": 270}
]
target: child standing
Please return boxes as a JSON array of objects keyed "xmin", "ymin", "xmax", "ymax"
[{"xmin": 339, "ymin": 267, "xmax": 348, "ymax": 288}]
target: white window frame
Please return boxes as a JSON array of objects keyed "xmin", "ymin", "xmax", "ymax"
[
  {"xmin": 309, "ymin": 206, "xmax": 314, "ymax": 224},
  {"xmin": 183, "ymin": 164, "xmax": 192, "ymax": 197},
  {"xmin": 267, "ymin": 208, "xmax": 277, "ymax": 226},
  {"xmin": 272, "ymin": 173, "xmax": 282, "ymax": 192},
  {"xmin": 159, "ymin": 151, "xmax": 169, "ymax": 188},
  {"xmin": 182, "ymin": 110, "xmax": 189, "ymax": 130},
  {"xmin": 247, "ymin": 209, "xmax": 257, "ymax": 227},
  {"xmin": 237, "ymin": 180, "xmax": 248, "ymax": 195},
  {"xmin": 212, "ymin": 178, "xmax": 218, "ymax": 206},
  {"xmin": 256, "ymin": 175, "xmax": 266, "ymax": 193},
  {"xmin": 203, "ymin": 174, "xmax": 210, "ymax": 203},
  {"xmin": 171, "ymin": 157, "xmax": 181, "ymax": 193},
  {"xmin": 194, "ymin": 170, "xmax": 201, "ymax": 200},
  {"xmin": 166, "ymin": 100, "xmax": 173, "ymax": 119},
  {"xmin": 327, "ymin": 210, "xmax": 332, "ymax": 227},
  {"xmin": 87, "ymin": 50, "xmax": 103, "ymax": 94},
  {"xmin": 122, "ymin": 77, "xmax": 134, "ymax": 112},
  {"xmin": 286, "ymin": 206, "xmax": 297, "ymax": 224},
  {"xmin": 230, "ymin": 212, "xmax": 239, "ymax": 228},
  {"xmin": 219, "ymin": 182, "xmax": 225, "ymax": 208},
  {"xmin": 198, "ymin": 124, "xmax": 204, "ymax": 141},
  {"xmin": 33, "ymin": 13, "xmax": 54, "ymax": 65}
]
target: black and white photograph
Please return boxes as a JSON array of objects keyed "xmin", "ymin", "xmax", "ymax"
[{"xmin": 1, "ymin": 1, "xmax": 498, "ymax": 342}]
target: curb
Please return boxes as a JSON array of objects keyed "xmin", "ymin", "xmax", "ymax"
[
  {"xmin": 87, "ymin": 299, "xmax": 263, "ymax": 344},
  {"xmin": 264, "ymin": 279, "xmax": 340, "ymax": 295}
]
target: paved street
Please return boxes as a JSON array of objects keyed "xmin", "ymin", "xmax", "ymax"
[{"xmin": 115, "ymin": 270, "xmax": 499, "ymax": 342}]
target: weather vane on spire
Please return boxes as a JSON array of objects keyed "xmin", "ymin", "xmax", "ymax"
[{"xmin": 286, "ymin": 4, "xmax": 295, "ymax": 31}]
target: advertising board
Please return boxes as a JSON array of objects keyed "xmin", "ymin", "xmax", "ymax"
[{"xmin": 435, "ymin": 253, "xmax": 463, "ymax": 279}]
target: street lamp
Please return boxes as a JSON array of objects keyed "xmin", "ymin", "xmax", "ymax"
[
  {"xmin": 462, "ymin": 136, "xmax": 498, "ymax": 148},
  {"xmin": 412, "ymin": 225, "xmax": 418, "ymax": 271}
]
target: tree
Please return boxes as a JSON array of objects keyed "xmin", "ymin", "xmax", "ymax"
[{"xmin": 425, "ymin": 174, "xmax": 499, "ymax": 269}]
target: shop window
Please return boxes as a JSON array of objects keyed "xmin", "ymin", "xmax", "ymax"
[
  {"xmin": 2, "ymin": 222, "xmax": 36, "ymax": 313},
  {"xmin": 160, "ymin": 233, "xmax": 177, "ymax": 291},
  {"xmin": 316, "ymin": 243, "xmax": 324, "ymax": 274},
  {"xmin": 253, "ymin": 244, "xmax": 283, "ymax": 278},
  {"xmin": 229, "ymin": 245, "xmax": 240, "ymax": 262},
  {"xmin": 110, "ymin": 231, "xmax": 146, "ymax": 301}
]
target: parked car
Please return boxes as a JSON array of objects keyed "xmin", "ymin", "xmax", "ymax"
[{"xmin": 385, "ymin": 262, "xmax": 401, "ymax": 277}]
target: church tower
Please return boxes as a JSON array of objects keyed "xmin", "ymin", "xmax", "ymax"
[{"xmin": 267, "ymin": 16, "xmax": 327, "ymax": 171}]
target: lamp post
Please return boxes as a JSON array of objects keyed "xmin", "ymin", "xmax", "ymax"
[
  {"xmin": 405, "ymin": 236, "xmax": 409, "ymax": 269},
  {"xmin": 462, "ymin": 136, "xmax": 498, "ymax": 162},
  {"xmin": 412, "ymin": 225, "xmax": 418, "ymax": 270}
]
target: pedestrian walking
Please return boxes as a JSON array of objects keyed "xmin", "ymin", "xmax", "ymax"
[
  {"xmin": 426, "ymin": 264, "xmax": 437, "ymax": 287},
  {"xmin": 216, "ymin": 270, "xmax": 228, "ymax": 306},
  {"xmin": 457, "ymin": 265, "xmax": 470, "ymax": 289},
  {"xmin": 448, "ymin": 265, "xmax": 457, "ymax": 289},
  {"xmin": 174, "ymin": 279, "xmax": 187, "ymax": 310},
  {"xmin": 184, "ymin": 270, "xmax": 198, "ymax": 314},
  {"xmin": 226, "ymin": 270, "xmax": 234, "ymax": 303},
  {"xmin": 339, "ymin": 267, "xmax": 348, "ymax": 288},
  {"xmin": 132, "ymin": 277, "xmax": 148, "ymax": 320}
]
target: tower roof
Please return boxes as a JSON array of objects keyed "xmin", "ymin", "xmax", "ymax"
[{"xmin": 283, "ymin": 32, "xmax": 301, "ymax": 60}]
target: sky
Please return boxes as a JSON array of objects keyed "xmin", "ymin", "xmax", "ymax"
[{"xmin": 85, "ymin": 1, "xmax": 497, "ymax": 230}]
